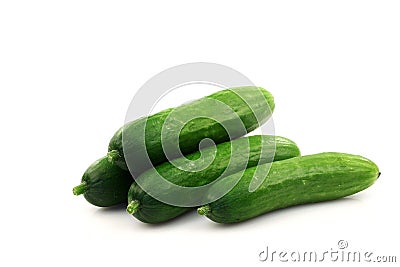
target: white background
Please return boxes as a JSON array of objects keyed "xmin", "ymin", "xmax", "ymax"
[{"xmin": 1, "ymin": 1, "xmax": 399, "ymax": 266}]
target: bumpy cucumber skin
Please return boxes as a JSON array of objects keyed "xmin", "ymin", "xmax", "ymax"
[
  {"xmin": 200, "ymin": 152, "xmax": 380, "ymax": 224},
  {"xmin": 108, "ymin": 87, "xmax": 275, "ymax": 174},
  {"xmin": 79, "ymin": 156, "xmax": 133, "ymax": 207},
  {"xmin": 127, "ymin": 135, "xmax": 300, "ymax": 223}
]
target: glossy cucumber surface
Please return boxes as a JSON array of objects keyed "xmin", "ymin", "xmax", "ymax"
[
  {"xmin": 108, "ymin": 86, "xmax": 275, "ymax": 175},
  {"xmin": 198, "ymin": 152, "xmax": 380, "ymax": 223},
  {"xmin": 73, "ymin": 156, "xmax": 133, "ymax": 207},
  {"xmin": 127, "ymin": 135, "xmax": 300, "ymax": 223}
]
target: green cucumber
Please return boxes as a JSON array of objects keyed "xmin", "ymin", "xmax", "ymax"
[
  {"xmin": 108, "ymin": 86, "xmax": 274, "ymax": 175},
  {"xmin": 73, "ymin": 156, "xmax": 133, "ymax": 207},
  {"xmin": 126, "ymin": 135, "xmax": 300, "ymax": 223},
  {"xmin": 74, "ymin": 86, "xmax": 274, "ymax": 207},
  {"xmin": 198, "ymin": 152, "xmax": 380, "ymax": 223}
]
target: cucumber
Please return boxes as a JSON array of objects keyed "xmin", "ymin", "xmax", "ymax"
[
  {"xmin": 74, "ymin": 86, "xmax": 274, "ymax": 207},
  {"xmin": 126, "ymin": 135, "xmax": 300, "ymax": 223},
  {"xmin": 108, "ymin": 86, "xmax": 274, "ymax": 175},
  {"xmin": 198, "ymin": 152, "xmax": 380, "ymax": 223},
  {"xmin": 72, "ymin": 156, "xmax": 133, "ymax": 207}
]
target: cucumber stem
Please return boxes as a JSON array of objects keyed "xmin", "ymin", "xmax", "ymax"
[
  {"xmin": 73, "ymin": 182, "xmax": 87, "ymax": 195},
  {"xmin": 127, "ymin": 200, "xmax": 140, "ymax": 214},
  {"xmin": 107, "ymin": 150, "xmax": 120, "ymax": 164},
  {"xmin": 197, "ymin": 205, "xmax": 210, "ymax": 216}
]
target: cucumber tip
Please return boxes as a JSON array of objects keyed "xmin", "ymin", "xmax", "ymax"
[
  {"xmin": 127, "ymin": 200, "xmax": 140, "ymax": 214},
  {"xmin": 197, "ymin": 205, "xmax": 210, "ymax": 216},
  {"xmin": 107, "ymin": 150, "xmax": 120, "ymax": 163},
  {"xmin": 73, "ymin": 182, "xmax": 87, "ymax": 195}
]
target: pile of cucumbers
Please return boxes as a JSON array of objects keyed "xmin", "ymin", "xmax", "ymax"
[{"xmin": 73, "ymin": 86, "xmax": 380, "ymax": 224}]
